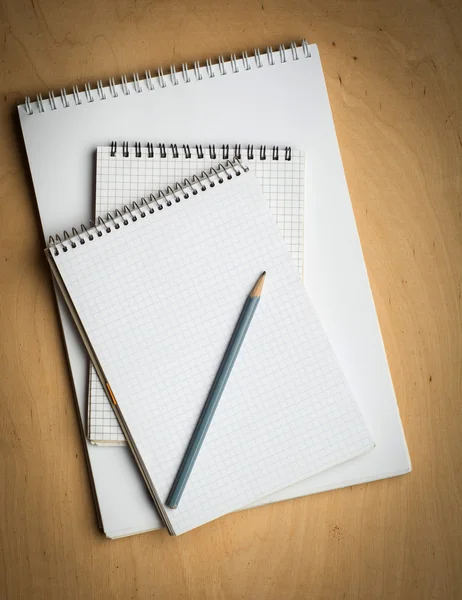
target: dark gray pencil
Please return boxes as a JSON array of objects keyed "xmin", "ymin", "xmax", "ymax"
[{"xmin": 166, "ymin": 271, "xmax": 267, "ymax": 509}]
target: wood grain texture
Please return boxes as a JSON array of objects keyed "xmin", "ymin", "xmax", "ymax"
[{"xmin": 0, "ymin": 0, "xmax": 461, "ymax": 598}]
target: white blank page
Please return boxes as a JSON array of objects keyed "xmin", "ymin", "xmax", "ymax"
[
  {"xmin": 20, "ymin": 43, "xmax": 410, "ymax": 538},
  {"xmin": 89, "ymin": 144, "xmax": 305, "ymax": 444},
  {"xmin": 50, "ymin": 170, "xmax": 374, "ymax": 535}
]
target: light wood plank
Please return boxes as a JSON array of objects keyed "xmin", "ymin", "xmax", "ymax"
[{"xmin": 0, "ymin": 0, "xmax": 461, "ymax": 598}]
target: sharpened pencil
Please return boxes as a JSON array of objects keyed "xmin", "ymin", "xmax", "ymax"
[{"xmin": 166, "ymin": 271, "xmax": 266, "ymax": 509}]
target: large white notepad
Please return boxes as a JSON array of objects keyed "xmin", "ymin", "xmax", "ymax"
[
  {"xmin": 48, "ymin": 167, "xmax": 374, "ymax": 535},
  {"xmin": 89, "ymin": 143, "xmax": 305, "ymax": 445},
  {"xmin": 19, "ymin": 42, "xmax": 410, "ymax": 538}
]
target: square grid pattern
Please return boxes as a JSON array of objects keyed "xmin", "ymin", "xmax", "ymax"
[
  {"xmin": 89, "ymin": 144, "xmax": 305, "ymax": 444},
  {"xmin": 52, "ymin": 171, "xmax": 373, "ymax": 534}
]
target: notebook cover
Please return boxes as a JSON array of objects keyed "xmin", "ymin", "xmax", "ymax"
[{"xmin": 18, "ymin": 42, "xmax": 410, "ymax": 538}]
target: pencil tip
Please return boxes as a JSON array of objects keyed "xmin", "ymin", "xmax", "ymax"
[{"xmin": 250, "ymin": 272, "xmax": 266, "ymax": 297}]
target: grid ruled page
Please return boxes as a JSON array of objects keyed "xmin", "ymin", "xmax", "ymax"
[
  {"xmin": 89, "ymin": 144, "xmax": 305, "ymax": 444},
  {"xmin": 51, "ymin": 171, "xmax": 374, "ymax": 535}
]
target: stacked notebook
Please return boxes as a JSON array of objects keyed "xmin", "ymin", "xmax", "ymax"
[
  {"xmin": 89, "ymin": 144, "xmax": 306, "ymax": 444},
  {"xmin": 18, "ymin": 41, "xmax": 411, "ymax": 537}
]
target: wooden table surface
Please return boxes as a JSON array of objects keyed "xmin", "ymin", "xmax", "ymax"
[{"xmin": 1, "ymin": 0, "xmax": 461, "ymax": 598}]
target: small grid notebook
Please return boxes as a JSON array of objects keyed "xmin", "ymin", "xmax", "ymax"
[
  {"xmin": 47, "ymin": 166, "xmax": 374, "ymax": 535},
  {"xmin": 89, "ymin": 143, "xmax": 306, "ymax": 445}
]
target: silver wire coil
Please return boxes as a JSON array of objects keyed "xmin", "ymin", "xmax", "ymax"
[
  {"xmin": 48, "ymin": 158, "xmax": 249, "ymax": 255},
  {"xmin": 23, "ymin": 41, "xmax": 310, "ymax": 115}
]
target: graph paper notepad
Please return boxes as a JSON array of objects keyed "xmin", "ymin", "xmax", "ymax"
[
  {"xmin": 20, "ymin": 42, "xmax": 410, "ymax": 538},
  {"xmin": 47, "ymin": 167, "xmax": 374, "ymax": 535},
  {"xmin": 89, "ymin": 143, "xmax": 306, "ymax": 445}
]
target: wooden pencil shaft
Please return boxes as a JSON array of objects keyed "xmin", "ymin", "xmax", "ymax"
[{"xmin": 166, "ymin": 273, "xmax": 265, "ymax": 509}]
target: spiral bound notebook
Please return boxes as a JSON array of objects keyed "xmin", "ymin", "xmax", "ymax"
[
  {"xmin": 47, "ymin": 166, "xmax": 374, "ymax": 535},
  {"xmin": 19, "ymin": 41, "xmax": 410, "ymax": 538},
  {"xmin": 89, "ymin": 142, "xmax": 306, "ymax": 445}
]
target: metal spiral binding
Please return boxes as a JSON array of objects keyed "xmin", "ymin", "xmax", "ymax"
[
  {"xmin": 48, "ymin": 158, "xmax": 249, "ymax": 256},
  {"xmin": 22, "ymin": 41, "xmax": 310, "ymax": 115},
  {"xmin": 107, "ymin": 142, "xmax": 293, "ymax": 161}
]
